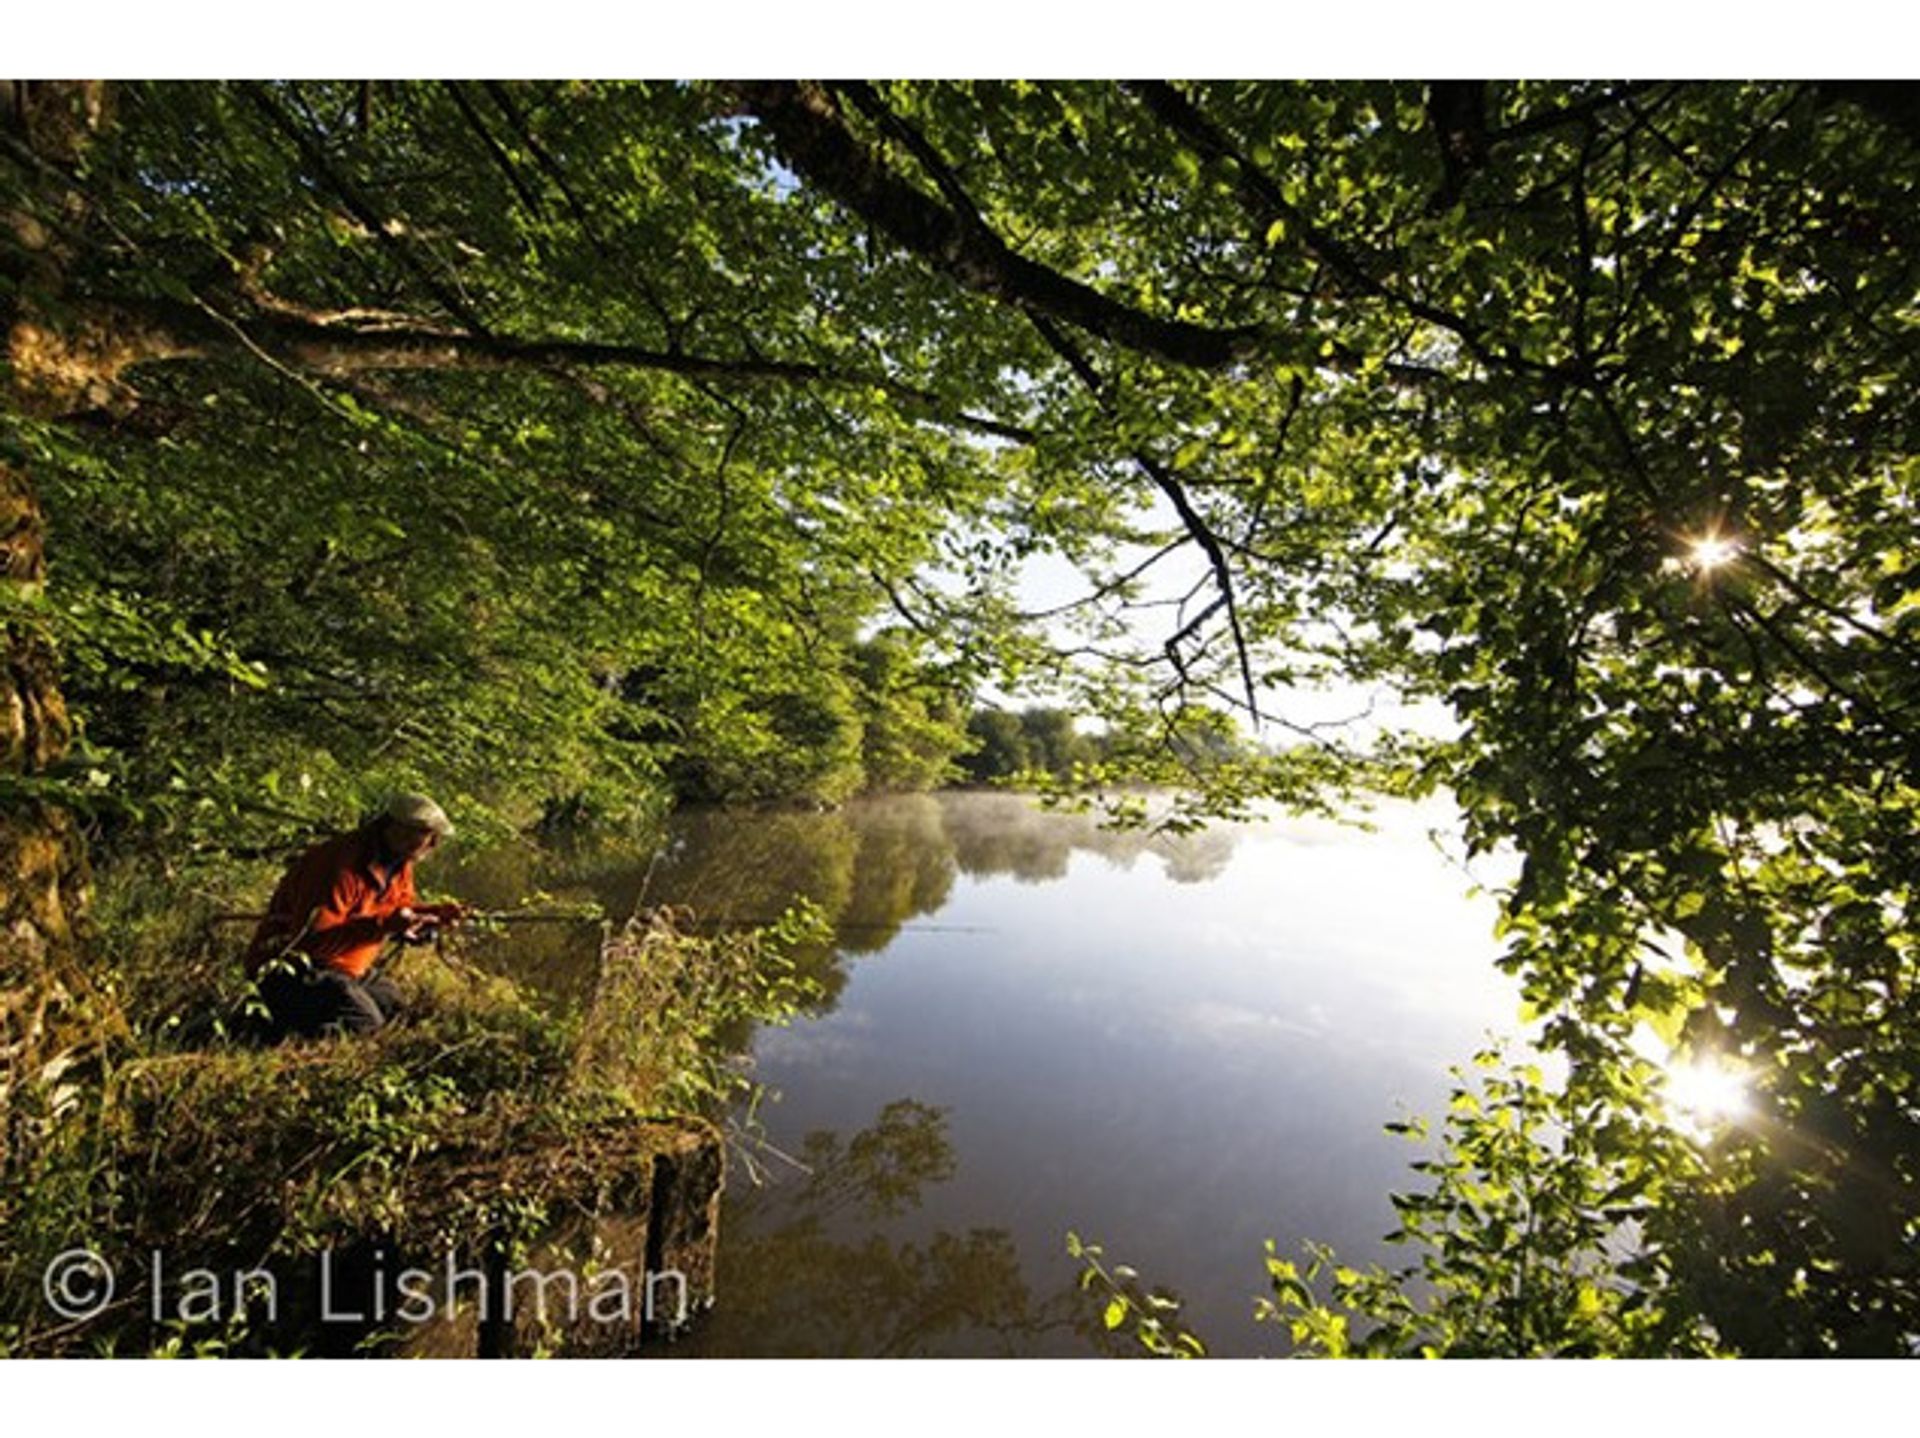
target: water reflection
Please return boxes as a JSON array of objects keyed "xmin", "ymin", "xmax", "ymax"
[
  {"xmin": 658, "ymin": 793, "xmax": 1239, "ymax": 939},
  {"xmin": 444, "ymin": 791, "xmax": 1520, "ymax": 1356},
  {"xmin": 941, "ymin": 795, "xmax": 1238, "ymax": 886},
  {"xmin": 680, "ymin": 1099, "xmax": 1187, "ymax": 1358},
  {"xmin": 442, "ymin": 793, "xmax": 1247, "ymax": 1010}
]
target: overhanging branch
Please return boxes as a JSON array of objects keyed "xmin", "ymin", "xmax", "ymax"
[
  {"xmin": 31, "ymin": 289, "xmax": 1036, "ymax": 443},
  {"xmin": 730, "ymin": 80, "xmax": 1269, "ymax": 371}
]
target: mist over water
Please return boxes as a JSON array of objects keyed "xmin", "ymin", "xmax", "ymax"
[{"xmin": 450, "ymin": 791, "xmax": 1526, "ymax": 1356}]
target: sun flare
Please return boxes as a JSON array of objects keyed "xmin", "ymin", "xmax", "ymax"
[
  {"xmin": 1688, "ymin": 534, "xmax": 1741, "ymax": 572},
  {"xmin": 1662, "ymin": 1057, "xmax": 1752, "ymax": 1130}
]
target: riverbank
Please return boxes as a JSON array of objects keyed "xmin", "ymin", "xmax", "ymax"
[{"xmin": 0, "ymin": 856, "xmax": 818, "ymax": 1356}]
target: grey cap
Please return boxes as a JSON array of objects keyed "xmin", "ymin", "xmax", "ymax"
[{"xmin": 385, "ymin": 791, "xmax": 454, "ymax": 837}]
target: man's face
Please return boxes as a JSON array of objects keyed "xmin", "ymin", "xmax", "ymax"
[{"xmin": 382, "ymin": 819, "xmax": 441, "ymax": 862}]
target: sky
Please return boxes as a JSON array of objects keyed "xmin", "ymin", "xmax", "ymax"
[{"xmin": 978, "ymin": 492, "xmax": 1454, "ymax": 742}]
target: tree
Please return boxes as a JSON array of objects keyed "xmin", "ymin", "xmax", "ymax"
[
  {"xmin": 3, "ymin": 82, "xmax": 114, "ymax": 1169},
  {"xmin": 4, "ymin": 82, "xmax": 1015, "ymax": 841},
  {"xmin": 851, "ymin": 633, "xmax": 971, "ymax": 792},
  {"xmin": 1015, "ymin": 707, "xmax": 1087, "ymax": 775},
  {"xmin": 958, "ymin": 709, "xmax": 1029, "ymax": 782},
  {"xmin": 3, "ymin": 80, "xmax": 1916, "ymax": 1351},
  {"xmin": 724, "ymin": 80, "xmax": 1919, "ymax": 1352}
]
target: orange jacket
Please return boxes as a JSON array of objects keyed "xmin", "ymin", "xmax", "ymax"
[{"xmin": 245, "ymin": 823, "xmax": 418, "ymax": 981}]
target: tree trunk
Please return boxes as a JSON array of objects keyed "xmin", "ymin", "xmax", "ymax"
[
  {"xmin": 1, "ymin": 81, "xmax": 108, "ymax": 1171},
  {"xmin": 0, "ymin": 463, "xmax": 92, "ymax": 1168}
]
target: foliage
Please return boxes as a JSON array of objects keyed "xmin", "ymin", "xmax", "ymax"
[
  {"xmin": 7, "ymin": 82, "xmax": 993, "ymax": 859},
  {"xmin": 851, "ymin": 635, "xmax": 972, "ymax": 792},
  {"xmin": 0, "ymin": 860, "xmax": 820, "ymax": 1356},
  {"xmin": 1066, "ymin": 1231, "xmax": 1207, "ymax": 1359},
  {"xmin": 6, "ymin": 80, "xmax": 1920, "ymax": 1353},
  {"xmin": 956, "ymin": 705, "xmax": 1100, "ymax": 783},
  {"xmin": 959, "ymin": 709, "xmax": 1031, "ymax": 782},
  {"xmin": 572, "ymin": 901, "xmax": 827, "ymax": 1112},
  {"xmin": 1257, "ymin": 1053, "xmax": 1727, "ymax": 1357}
]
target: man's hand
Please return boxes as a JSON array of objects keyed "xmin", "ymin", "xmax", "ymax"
[{"xmin": 386, "ymin": 903, "xmax": 468, "ymax": 944}]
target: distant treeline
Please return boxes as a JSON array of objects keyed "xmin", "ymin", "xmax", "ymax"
[{"xmin": 955, "ymin": 706, "xmax": 1097, "ymax": 783}]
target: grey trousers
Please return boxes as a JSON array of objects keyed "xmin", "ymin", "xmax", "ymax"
[{"xmin": 258, "ymin": 967, "xmax": 404, "ymax": 1039}]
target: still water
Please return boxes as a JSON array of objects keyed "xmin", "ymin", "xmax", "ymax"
[{"xmin": 451, "ymin": 791, "xmax": 1525, "ymax": 1357}]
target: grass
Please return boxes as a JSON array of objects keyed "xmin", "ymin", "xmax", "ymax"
[{"xmin": 0, "ymin": 855, "xmax": 820, "ymax": 1356}]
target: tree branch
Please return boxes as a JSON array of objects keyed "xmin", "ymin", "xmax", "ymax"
[
  {"xmin": 729, "ymin": 80, "xmax": 1268, "ymax": 370},
  {"xmin": 478, "ymin": 80, "xmax": 682, "ymax": 342},
  {"xmin": 1425, "ymin": 81, "xmax": 1489, "ymax": 210},
  {"xmin": 440, "ymin": 81, "xmax": 547, "ymax": 223},
  {"xmin": 38, "ymin": 288, "xmax": 1037, "ymax": 442},
  {"xmin": 1126, "ymin": 80, "xmax": 1562, "ymax": 382},
  {"xmin": 243, "ymin": 82, "xmax": 494, "ymax": 335},
  {"xmin": 1023, "ymin": 312, "xmax": 1263, "ymax": 722}
]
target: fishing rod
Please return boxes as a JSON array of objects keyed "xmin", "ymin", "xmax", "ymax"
[
  {"xmin": 207, "ymin": 909, "xmax": 600, "ymax": 926},
  {"xmin": 208, "ymin": 910, "xmax": 997, "ymax": 934}
]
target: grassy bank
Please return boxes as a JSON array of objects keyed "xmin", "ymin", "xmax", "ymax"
[{"xmin": 0, "ymin": 855, "xmax": 820, "ymax": 1356}]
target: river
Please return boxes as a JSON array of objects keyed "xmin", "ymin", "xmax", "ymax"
[{"xmin": 447, "ymin": 790, "xmax": 1525, "ymax": 1357}]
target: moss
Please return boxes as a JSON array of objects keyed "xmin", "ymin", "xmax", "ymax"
[{"xmin": 1, "ymin": 864, "xmax": 813, "ymax": 1356}]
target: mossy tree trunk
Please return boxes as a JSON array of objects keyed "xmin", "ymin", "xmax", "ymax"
[
  {"xmin": 1, "ymin": 81, "xmax": 108, "ymax": 1168},
  {"xmin": 1, "ymin": 459, "xmax": 83, "ymax": 938}
]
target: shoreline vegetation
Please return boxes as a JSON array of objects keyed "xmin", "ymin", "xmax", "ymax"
[
  {"xmin": 1, "ymin": 843, "xmax": 827, "ymax": 1356},
  {"xmin": 0, "ymin": 752, "xmax": 1129, "ymax": 1358}
]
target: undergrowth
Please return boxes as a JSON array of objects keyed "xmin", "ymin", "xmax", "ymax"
[{"xmin": 0, "ymin": 856, "xmax": 821, "ymax": 1356}]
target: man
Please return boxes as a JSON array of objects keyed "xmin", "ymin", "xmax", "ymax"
[{"xmin": 246, "ymin": 792, "xmax": 468, "ymax": 1039}]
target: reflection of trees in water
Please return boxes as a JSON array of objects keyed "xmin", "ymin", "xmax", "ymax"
[
  {"xmin": 653, "ymin": 807, "xmax": 861, "ymax": 926},
  {"xmin": 433, "ymin": 831, "xmax": 649, "ymax": 1005},
  {"xmin": 938, "ymin": 792, "xmax": 1240, "ymax": 886},
  {"xmin": 446, "ymin": 806, "xmax": 1221, "ymax": 1355},
  {"xmin": 693, "ymin": 1099, "xmax": 1182, "ymax": 1357},
  {"xmin": 438, "ymin": 791, "xmax": 1240, "ymax": 1012},
  {"xmin": 441, "ymin": 809, "xmax": 869, "ymax": 1009},
  {"xmin": 835, "ymin": 796, "xmax": 956, "ymax": 955},
  {"xmin": 660, "ymin": 795, "xmax": 956, "ymax": 958}
]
